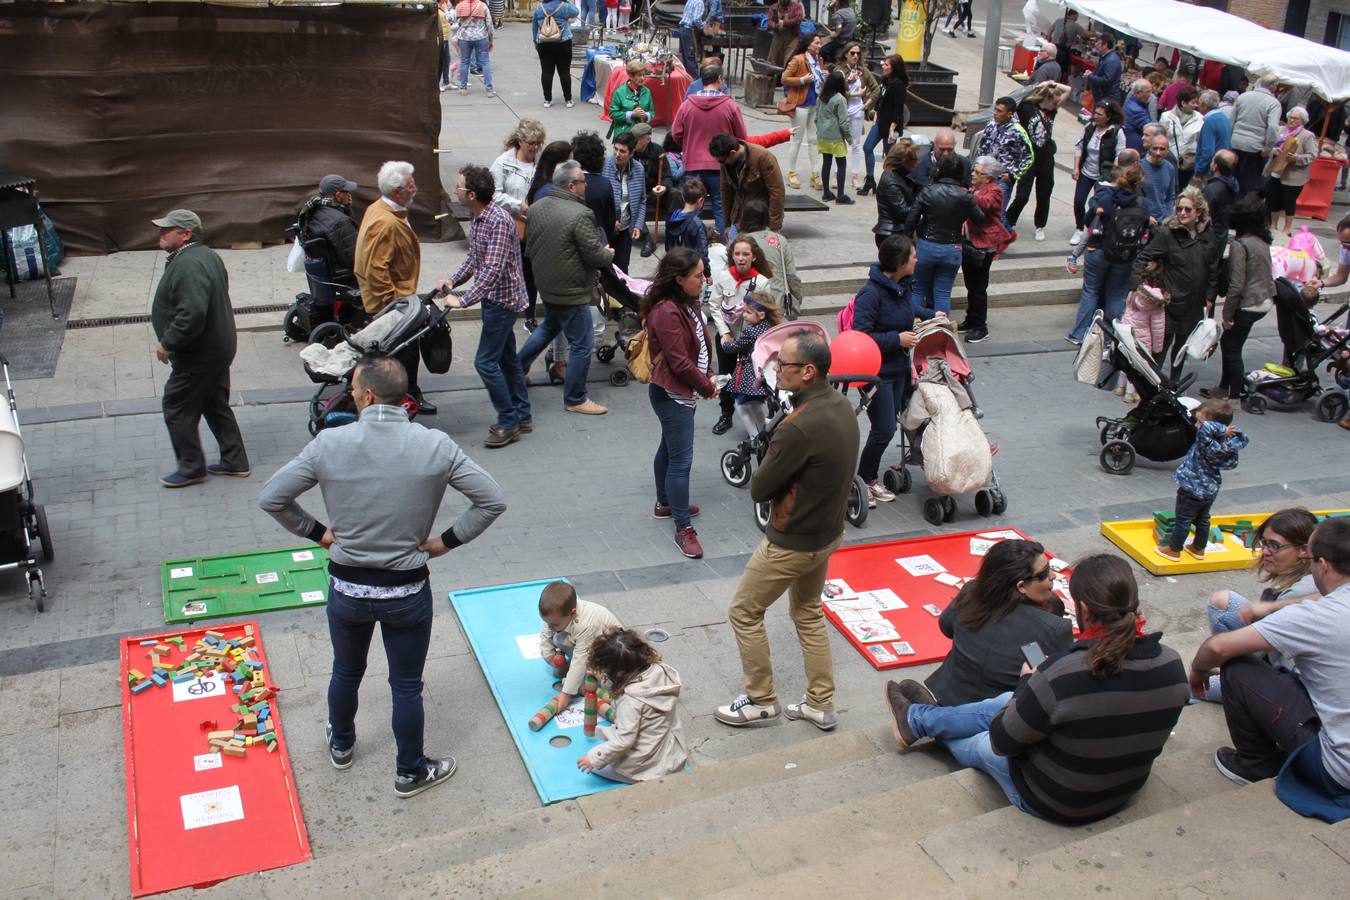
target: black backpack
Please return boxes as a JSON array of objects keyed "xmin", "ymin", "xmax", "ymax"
[{"xmin": 1103, "ymin": 196, "xmax": 1148, "ymax": 263}]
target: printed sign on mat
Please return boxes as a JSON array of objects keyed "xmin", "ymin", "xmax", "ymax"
[
  {"xmin": 895, "ymin": 554, "xmax": 946, "ymax": 577},
  {"xmin": 180, "ymin": 785, "xmax": 244, "ymax": 831},
  {"xmin": 171, "ymin": 671, "xmax": 225, "ymax": 704}
]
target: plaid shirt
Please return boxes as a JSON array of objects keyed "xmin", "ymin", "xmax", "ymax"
[{"xmin": 451, "ymin": 202, "xmax": 527, "ymax": 312}]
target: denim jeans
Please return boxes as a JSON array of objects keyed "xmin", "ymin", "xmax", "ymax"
[
  {"xmin": 690, "ymin": 169, "xmax": 724, "ymax": 236},
  {"xmin": 1169, "ymin": 489, "xmax": 1214, "ymax": 552},
  {"xmin": 1072, "ymin": 174, "xmax": 1098, "ymax": 229},
  {"xmin": 908, "ymin": 691, "xmax": 1038, "ymax": 815},
  {"xmin": 326, "ymin": 582, "xmax": 434, "ymax": 775},
  {"xmin": 862, "ymin": 122, "xmax": 894, "ymax": 181},
  {"xmin": 679, "ymin": 26, "xmax": 699, "ymax": 75},
  {"xmin": 579, "ymin": 0, "xmax": 597, "ymax": 25},
  {"xmin": 858, "ymin": 374, "xmax": 906, "ymax": 482},
  {"xmin": 1068, "ymin": 248, "xmax": 1131, "ymax": 340},
  {"xmin": 914, "ymin": 239, "xmax": 962, "ymax": 314},
  {"xmin": 648, "ymin": 383, "xmax": 697, "ymax": 530},
  {"xmin": 459, "ymin": 38, "xmax": 493, "ymax": 91},
  {"xmin": 518, "ymin": 302, "xmax": 594, "ymax": 407},
  {"xmin": 475, "ymin": 302, "xmax": 531, "ymax": 428}
]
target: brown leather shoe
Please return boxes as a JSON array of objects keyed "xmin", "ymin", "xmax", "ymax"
[
  {"xmin": 484, "ymin": 425, "xmax": 520, "ymax": 448},
  {"xmin": 566, "ymin": 400, "xmax": 608, "ymax": 415}
]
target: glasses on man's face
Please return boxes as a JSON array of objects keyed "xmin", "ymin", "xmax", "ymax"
[
  {"xmin": 1260, "ymin": 539, "xmax": 1299, "ymax": 554},
  {"xmin": 773, "ymin": 359, "xmax": 808, "ymax": 371}
]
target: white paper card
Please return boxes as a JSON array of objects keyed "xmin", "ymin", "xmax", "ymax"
[
  {"xmin": 255, "ymin": 572, "xmax": 279, "ymax": 584},
  {"xmin": 969, "ymin": 538, "xmax": 996, "ymax": 557},
  {"xmin": 1047, "ymin": 557, "xmax": 1069, "ymax": 572},
  {"xmin": 866, "ymin": 644, "xmax": 898, "ymax": 664},
  {"xmin": 193, "ymin": 752, "xmax": 222, "ymax": 772},
  {"xmin": 170, "ymin": 567, "xmax": 193, "ymax": 579},
  {"xmin": 180, "ymin": 785, "xmax": 244, "ymax": 831},
  {"xmin": 891, "ymin": 641, "xmax": 916, "ymax": 656},
  {"xmin": 934, "ymin": 572, "xmax": 964, "ymax": 587},
  {"xmin": 895, "ymin": 554, "xmax": 946, "ymax": 577},
  {"xmin": 846, "ymin": 619, "xmax": 902, "ymax": 643},
  {"xmin": 171, "ymin": 671, "xmax": 226, "ymax": 703},
  {"xmin": 824, "ymin": 596, "xmax": 881, "ymax": 615},
  {"xmin": 301, "ymin": 590, "xmax": 325, "ymax": 603},
  {"xmin": 861, "ymin": 588, "xmax": 907, "ymax": 610},
  {"xmin": 834, "ymin": 607, "xmax": 885, "ymax": 624},
  {"xmin": 554, "ymin": 696, "xmax": 588, "ymax": 729},
  {"xmin": 821, "ymin": 578, "xmax": 857, "ymax": 600},
  {"xmin": 515, "ymin": 634, "xmax": 542, "ymax": 660},
  {"xmin": 978, "ymin": 530, "xmax": 1022, "ymax": 541},
  {"xmin": 291, "ymin": 550, "xmax": 315, "ymax": 562}
]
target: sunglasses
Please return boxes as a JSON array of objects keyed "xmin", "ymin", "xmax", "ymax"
[
  {"xmin": 1175, "ymin": 205, "xmax": 1195, "ymax": 213},
  {"xmin": 1028, "ymin": 567, "xmax": 1052, "ymax": 582}
]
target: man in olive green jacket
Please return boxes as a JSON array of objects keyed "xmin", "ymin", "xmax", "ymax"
[{"xmin": 150, "ymin": 209, "xmax": 250, "ymax": 488}]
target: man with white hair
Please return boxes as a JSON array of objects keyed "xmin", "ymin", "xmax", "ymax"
[
  {"xmin": 1124, "ymin": 79, "xmax": 1154, "ymax": 151},
  {"xmin": 1231, "ymin": 74, "xmax": 1283, "ymax": 194},
  {"xmin": 354, "ymin": 160, "xmax": 436, "ymax": 414},
  {"xmin": 1193, "ymin": 90, "xmax": 1233, "ymax": 188},
  {"xmin": 1030, "ymin": 42, "xmax": 1060, "ymax": 84}
]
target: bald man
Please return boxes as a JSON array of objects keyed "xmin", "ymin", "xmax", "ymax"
[{"xmin": 911, "ymin": 129, "xmax": 972, "ymax": 187}]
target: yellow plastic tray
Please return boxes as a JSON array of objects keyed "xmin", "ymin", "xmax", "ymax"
[{"xmin": 1102, "ymin": 509, "xmax": 1350, "ymax": 576}]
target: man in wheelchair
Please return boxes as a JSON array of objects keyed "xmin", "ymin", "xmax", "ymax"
[{"xmin": 284, "ymin": 175, "xmax": 367, "ymax": 342}]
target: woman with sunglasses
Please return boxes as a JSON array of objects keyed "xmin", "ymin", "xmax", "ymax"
[
  {"xmin": 921, "ymin": 539, "xmax": 1074, "ymax": 707},
  {"xmin": 1196, "ymin": 508, "xmax": 1320, "ymax": 701},
  {"xmin": 831, "ymin": 41, "xmax": 880, "ymax": 195}
]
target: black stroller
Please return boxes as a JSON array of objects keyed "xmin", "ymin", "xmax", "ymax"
[
  {"xmin": 0, "ymin": 354, "xmax": 53, "ymax": 610},
  {"xmin": 1241, "ymin": 277, "xmax": 1350, "ymax": 422},
  {"xmin": 1084, "ymin": 312, "xmax": 1199, "ymax": 476},
  {"xmin": 592, "ymin": 264, "xmax": 646, "ymax": 387},
  {"xmin": 281, "ymin": 225, "xmax": 370, "ymax": 344},
  {"xmin": 301, "ymin": 291, "xmax": 451, "ymax": 435}
]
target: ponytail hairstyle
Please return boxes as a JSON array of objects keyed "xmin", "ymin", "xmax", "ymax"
[
  {"xmin": 588, "ymin": 627, "xmax": 661, "ymax": 697},
  {"xmin": 1252, "ymin": 507, "xmax": 1317, "ymax": 594},
  {"xmin": 1070, "ymin": 554, "xmax": 1141, "ymax": 679}
]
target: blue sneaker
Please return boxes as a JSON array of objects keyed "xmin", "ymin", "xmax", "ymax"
[{"xmin": 160, "ymin": 472, "xmax": 206, "ymax": 489}]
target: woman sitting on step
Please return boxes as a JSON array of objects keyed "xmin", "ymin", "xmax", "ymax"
[{"xmin": 886, "ymin": 554, "xmax": 1190, "ymax": 824}]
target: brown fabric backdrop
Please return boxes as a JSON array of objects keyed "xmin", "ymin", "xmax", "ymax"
[{"xmin": 0, "ymin": 2, "xmax": 461, "ymax": 253}]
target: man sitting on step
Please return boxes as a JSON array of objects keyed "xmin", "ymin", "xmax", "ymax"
[{"xmin": 1188, "ymin": 517, "xmax": 1350, "ymax": 822}]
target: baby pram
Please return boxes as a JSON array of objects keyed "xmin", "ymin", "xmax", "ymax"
[
  {"xmin": 881, "ymin": 321, "xmax": 1005, "ymax": 524},
  {"xmin": 1085, "ymin": 312, "xmax": 1199, "ymax": 476},
  {"xmin": 717, "ymin": 322, "xmax": 875, "ymax": 531},
  {"xmin": 299, "ymin": 291, "xmax": 451, "ymax": 435},
  {"xmin": 1241, "ymin": 277, "xmax": 1350, "ymax": 422},
  {"xmin": 0, "ymin": 354, "xmax": 53, "ymax": 610},
  {"xmin": 593, "ymin": 264, "xmax": 648, "ymax": 387}
]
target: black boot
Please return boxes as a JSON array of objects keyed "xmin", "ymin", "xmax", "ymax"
[
  {"xmin": 712, "ymin": 414, "xmax": 734, "ymax": 435},
  {"xmin": 859, "ymin": 175, "xmax": 876, "ymax": 195},
  {"xmin": 639, "ymin": 233, "xmax": 657, "ymax": 257}
]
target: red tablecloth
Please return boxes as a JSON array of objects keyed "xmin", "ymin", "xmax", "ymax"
[{"xmin": 600, "ymin": 63, "xmax": 692, "ymax": 129}]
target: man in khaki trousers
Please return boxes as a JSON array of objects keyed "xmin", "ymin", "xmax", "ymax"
[{"xmin": 714, "ymin": 330, "xmax": 860, "ymax": 732}]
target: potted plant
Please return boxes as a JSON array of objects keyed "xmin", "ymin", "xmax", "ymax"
[{"xmin": 893, "ymin": 0, "xmax": 958, "ymax": 125}]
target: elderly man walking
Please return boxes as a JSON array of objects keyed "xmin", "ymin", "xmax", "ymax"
[
  {"xmin": 259, "ymin": 355, "xmax": 506, "ymax": 799},
  {"xmin": 150, "ymin": 209, "xmax": 250, "ymax": 489},
  {"xmin": 715, "ymin": 330, "xmax": 860, "ymax": 731},
  {"xmin": 439, "ymin": 165, "xmax": 531, "ymax": 447},
  {"xmin": 517, "ymin": 161, "xmax": 614, "ymax": 416},
  {"xmin": 1232, "ymin": 74, "xmax": 1283, "ymax": 194},
  {"xmin": 354, "ymin": 160, "xmax": 437, "ymax": 414}
]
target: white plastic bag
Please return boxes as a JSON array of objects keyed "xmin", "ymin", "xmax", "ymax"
[{"xmin": 286, "ymin": 236, "xmax": 305, "ymax": 274}]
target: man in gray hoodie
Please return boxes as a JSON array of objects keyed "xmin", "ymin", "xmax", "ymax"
[{"xmin": 259, "ymin": 355, "xmax": 507, "ymax": 799}]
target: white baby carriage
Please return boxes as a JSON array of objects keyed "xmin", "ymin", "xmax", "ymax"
[
  {"xmin": 883, "ymin": 321, "xmax": 1006, "ymax": 525},
  {"xmin": 718, "ymin": 321, "xmax": 875, "ymax": 531},
  {"xmin": 0, "ymin": 354, "xmax": 53, "ymax": 610}
]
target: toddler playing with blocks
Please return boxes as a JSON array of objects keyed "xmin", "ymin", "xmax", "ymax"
[{"xmin": 529, "ymin": 581, "xmax": 621, "ymax": 732}]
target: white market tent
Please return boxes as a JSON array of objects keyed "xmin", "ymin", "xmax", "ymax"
[{"xmin": 1024, "ymin": 0, "xmax": 1350, "ymax": 100}]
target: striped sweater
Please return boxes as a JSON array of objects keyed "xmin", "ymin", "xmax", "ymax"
[{"xmin": 988, "ymin": 633, "xmax": 1189, "ymax": 824}]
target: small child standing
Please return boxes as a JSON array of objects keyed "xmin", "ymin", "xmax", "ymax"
[
  {"xmin": 815, "ymin": 70, "xmax": 854, "ymax": 205},
  {"xmin": 617, "ymin": 0, "xmax": 632, "ymax": 29},
  {"xmin": 1157, "ymin": 399, "xmax": 1250, "ymax": 562},
  {"xmin": 1117, "ymin": 262, "xmax": 1169, "ymax": 403},
  {"xmin": 719, "ymin": 291, "xmax": 782, "ymax": 439},
  {"xmin": 666, "ymin": 177, "xmax": 710, "ymax": 271},
  {"xmin": 604, "ymin": 0, "xmax": 619, "ymax": 29},
  {"xmin": 577, "ymin": 627, "xmax": 688, "ymax": 783},
  {"xmin": 537, "ymin": 582, "xmax": 622, "ymax": 718}
]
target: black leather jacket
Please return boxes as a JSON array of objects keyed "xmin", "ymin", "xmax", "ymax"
[
  {"xmin": 904, "ymin": 177, "xmax": 983, "ymax": 245},
  {"xmin": 873, "ymin": 170, "xmax": 917, "ymax": 236},
  {"xmin": 305, "ymin": 203, "xmax": 358, "ymax": 273}
]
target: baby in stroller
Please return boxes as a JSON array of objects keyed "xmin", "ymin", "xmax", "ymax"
[
  {"xmin": 1241, "ymin": 277, "xmax": 1350, "ymax": 422},
  {"xmin": 718, "ymin": 291, "xmax": 784, "ymax": 438}
]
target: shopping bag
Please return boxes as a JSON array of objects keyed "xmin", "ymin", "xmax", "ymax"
[
  {"xmin": 1179, "ymin": 314, "xmax": 1220, "ymax": 364},
  {"xmin": 286, "ymin": 236, "xmax": 305, "ymax": 273}
]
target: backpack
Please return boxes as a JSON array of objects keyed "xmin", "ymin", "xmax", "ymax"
[
  {"xmin": 536, "ymin": 3, "xmax": 562, "ymax": 41},
  {"xmin": 1102, "ymin": 196, "xmax": 1148, "ymax": 264},
  {"xmin": 836, "ymin": 294, "xmax": 858, "ymax": 332}
]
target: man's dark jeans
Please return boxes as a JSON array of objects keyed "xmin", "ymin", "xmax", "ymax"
[
  {"xmin": 518, "ymin": 302, "xmax": 593, "ymax": 407},
  {"xmin": 1168, "ymin": 489, "xmax": 1214, "ymax": 552},
  {"xmin": 327, "ymin": 581, "xmax": 433, "ymax": 775},
  {"xmin": 475, "ymin": 302, "xmax": 531, "ymax": 428},
  {"xmin": 1220, "ymin": 655, "xmax": 1320, "ymax": 780},
  {"xmin": 162, "ymin": 365, "xmax": 249, "ymax": 478}
]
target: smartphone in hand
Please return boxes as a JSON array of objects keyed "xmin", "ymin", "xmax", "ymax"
[{"xmin": 1020, "ymin": 641, "xmax": 1047, "ymax": 671}]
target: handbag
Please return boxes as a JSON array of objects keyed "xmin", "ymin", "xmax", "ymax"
[
  {"xmin": 419, "ymin": 306, "xmax": 453, "ymax": 374},
  {"xmin": 1179, "ymin": 313, "xmax": 1220, "ymax": 365},
  {"xmin": 1073, "ymin": 311, "xmax": 1107, "ymax": 385},
  {"xmin": 626, "ymin": 325, "xmax": 662, "ymax": 383}
]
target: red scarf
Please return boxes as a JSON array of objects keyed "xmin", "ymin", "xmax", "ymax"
[
  {"xmin": 1078, "ymin": 613, "xmax": 1148, "ymax": 641},
  {"xmin": 731, "ymin": 266, "xmax": 761, "ymax": 288}
]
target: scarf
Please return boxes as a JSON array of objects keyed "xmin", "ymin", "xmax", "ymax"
[
  {"xmin": 1078, "ymin": 612, "xmax": 1148, "ymax": 642},
  {"xmin": 731, "ymin": 265, "xmax": 761, "ymax": 288}
]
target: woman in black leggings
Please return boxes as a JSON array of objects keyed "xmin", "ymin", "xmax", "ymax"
[{"xmin": 533, "ymin": 1, "xmax": 581, "ymax": 107}]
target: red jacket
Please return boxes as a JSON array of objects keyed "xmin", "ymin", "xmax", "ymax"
[
  {"xmin": 647, "ymin": 297, "xmax": 716, "ymax": 399},
  {"xmin": 671, "ymin": 93, "xmax": 747, "ymax": 172},
  {"xmin": 965, "ymin": 181, "xmax": 1014, "ymax": 253}
]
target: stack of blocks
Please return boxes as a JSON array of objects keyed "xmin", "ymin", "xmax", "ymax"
[
  {"xmin": 1151, "ymin": 513, "xmax": 1227, "ymax": 548},
  {"xmin": 125, "ymin": 625, "xmax": 281, "ymax": 757},
  {"xmin": 526, "ymin": 667, "xmax": 614, "ymax": 734}
]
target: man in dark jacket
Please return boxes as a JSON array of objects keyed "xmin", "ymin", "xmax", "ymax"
[
  {"xmin": 711, "ymin": 133, "xmax": 785, "ymax": 234},
  {"xmin": 632, "ymin": 123, "xmax": 667, "ymax": 257},
  {"xmin": 1202, "ymin": 150, "xmax": 1239, "ymax": 237},
  {"xmin": 299, "ymin": 174, "xmax": 360, "ymax": 274},
  {"xmin": 910, "ymin": 129, "xmax": 972, "ymax": 187},
  {"xmin": 716, "ymin": 329, "xmax": 860, "ymax": 732},
  {"xmin": 149, "ymin": 209, "xmax": 249, "ymax": 488},
  {"xmin": 1087, "ymin": 35, "xmax": 1123, "ymax": 105}
]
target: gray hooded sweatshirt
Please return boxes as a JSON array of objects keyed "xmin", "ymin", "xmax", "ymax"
[{"xmin": 586, "ymin": 662, "xmax": 688, "ymax": 781}]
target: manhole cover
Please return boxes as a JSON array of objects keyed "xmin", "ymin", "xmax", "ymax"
[
  {"xmin": 549, "ymin": 735, "xmax": 572, "ymax": 748},
  {"xmin": 645, "ymin": 628, "xmax": 669, "ymax": 643},
  {"xmin": 552, "ymin": 680, "xmax": 563, "ymax": 690}
]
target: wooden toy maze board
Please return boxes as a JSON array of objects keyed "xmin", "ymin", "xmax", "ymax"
[
  {"xmin": 822, "ymin": 529, "xmax": 1076, "ymax": 670},
  {"xmin": 161, "ymin": 546, "xmax": 330, "ymax": 623},
  {"xmin": 449, "ymin": 579, "xmax": 624, "ymax": 806},
  {"xmin": 1101, "ymin": 509, "xmax": 1350, "ymax": 576},
  {"xmin": 120, "ymin": 622, "xmax": 310, "ymax": 896}
]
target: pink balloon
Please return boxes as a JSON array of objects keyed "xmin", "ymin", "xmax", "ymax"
[{"xmin": 830, "ymin": 331, "xmax": 882, "ymax": 382}]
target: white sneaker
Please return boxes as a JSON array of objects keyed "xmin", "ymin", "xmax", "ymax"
[
  {"xmin": 1069, "ymin": 229, "xmax": 1084, "ymax": 246},
  {"xmin": 784, "ymin": 696, "xmax": 838, "ymax": 731},
  {"xmin": 868, "ymin": 480, "xmax": 896, "ymax": 503},
  {"xmin": 1034, "ymin": 228, "xmax": 1046, "ymax": 241},
  {"xmin": 543, "ymin": 100, "xmax": 553, "ymax": 108},
  {"xmin": 565, "ymin": 100, "xmax": 575, "ymax": 108}
]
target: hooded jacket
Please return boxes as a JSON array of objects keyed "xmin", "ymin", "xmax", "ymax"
[
  {"xmin": 1085, "ymin": 184, "xmax": 1142, "ymax": 251},
  {"xmin": 585, "ymin": 662, "xmax": 689, "ymax": 781},
  {"xmin": 665, "ymin": 208, "xmax": 710, "ymax": 271},
  {"xmin": 671, "ymin": 92, "xmax": 747, "ymax": 171}
]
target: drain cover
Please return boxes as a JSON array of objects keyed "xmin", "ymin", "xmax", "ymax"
[
  {"xmin": 549, "ymin": 735, "xmax": 572, "ymax": 748},
  {"xmin": 644, "ymin": 628, "xmax": 669, "ymax": 643}
]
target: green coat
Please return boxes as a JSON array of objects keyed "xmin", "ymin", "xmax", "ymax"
[
  {"xmin": 815, "ymin": 94, "xmax": 851, "ymax": 144},
  {"xmin": 150, "ymin": 243, "xmax": 237, "ymax": 369},
  {"xmin": 608, "ymin": 82, "xmax": 654, "ymax": 138},
  {"xmin": 524, "ymin": 187, "xmax": 614, "ymax": 306}
]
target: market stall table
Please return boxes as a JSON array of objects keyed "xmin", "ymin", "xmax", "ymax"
[{"xmin": 599, "ymin": 61, "xmax": 692, "ymax": 129}]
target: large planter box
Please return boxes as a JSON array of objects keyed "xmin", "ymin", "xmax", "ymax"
[{"xmin": 906, "ymin": 61, "xmax": 958, "ymax": 127}]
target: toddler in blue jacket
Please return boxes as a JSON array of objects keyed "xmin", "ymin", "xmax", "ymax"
[{"xmin": 1157, "ymin": 398, "xmax": 1249, "ymax": 561}]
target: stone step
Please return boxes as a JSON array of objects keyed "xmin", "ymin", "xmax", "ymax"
[
  {"xmin": 797, "ymin": 257, "xmax": 1071, "ymax": 297},
  {"xmin": 799, "ymin": 276, "xmax": 1085, "ymax": 315}
]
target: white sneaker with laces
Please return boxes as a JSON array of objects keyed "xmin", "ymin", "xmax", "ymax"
[
  {"xmin": 868, "ymin": 480, "xmax": 896, "ymax": 503},
  {"xmin": 1034, "ymin": 227, "xmax": 1046, "ymax": 241},
  {"xmin": 1069, "ymin": 229, "xmax": 1084, "ymax": 246},
  {"xmin": 784, "ymin": 696, "xmax": 838, "ymax": 731},
  {"xmin": 714, "ymin": 693, "xmax": 781, "ymax": 727}
]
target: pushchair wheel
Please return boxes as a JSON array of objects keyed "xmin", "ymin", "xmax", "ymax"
[
  {"xmin": 923, "ymin": 498, "xmax": 945, "ymax": 526},
  {"xmin": 609, "ymin": 370, "xmax": 630, "ymax": 387},
  {"xmin": 845, "ymin": 475, "xmax": 869, "ymax": 528},
  {"xmin": 941, "ymin": 495, "xmax": 957, "ymax": 523},
  {"xmin": 975, "ymin": 489, "xmax": 993, "ymax": 517},
  {"xmin": 1100, "ymin": 439, "xmax": 1136, "ymax": 476},
  {"xmin": 596, "ymin": 345, "xmax": 617, "ymax": 363},
  {"xmin": 1241, "ymin": 394, "xmax": 1268, "ymax": 415},
  {"xmin": 990, "ymin": 489, "xmax": 1007, "ymax": 515},
  {"xmin": 753, "ymin": 500, "xmax": 771, "ymax": 532},
  {"xmin": 883, "ymin": 466, "xmax": 911, "ymax": 495},
  {"xmin": 1315, "ymin": 392, "xmax": 1348, "ymax": 423},
  {"xmin": 309, "ymin": 321, "xmax": 348, "ymax": 349},
  {"xmin": 34, "ymin": 504, "xmax": 54, "ymax": 563},
  {"xmin": 28, "ymin": 571, "xmax": 45, "ymax": 613},
  {"xmin": 721, "ymin": 448, "xmax": 752, "ymax": 488}
]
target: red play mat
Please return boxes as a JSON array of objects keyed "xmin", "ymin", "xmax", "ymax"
[{"xmin": 823, "ymin": 529, "xmax": 1075, "ymax": 670}]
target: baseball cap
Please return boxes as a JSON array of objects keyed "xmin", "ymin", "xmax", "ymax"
[
  {"xmin": 630, "ymin": 123, "xmax": 654, "ymax": 137},
  {"xmin": 319, "ymin": 174, "xmax": 358, "ymax": 196},
  {"xmin": 150, "ymin": 209, "xmax": 202, "ymax": 233}
]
